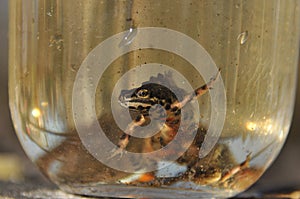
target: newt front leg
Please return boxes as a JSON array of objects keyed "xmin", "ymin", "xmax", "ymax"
[{"xmin": 111, "ymin": 115, "xmax": 146, "ymax": 158}]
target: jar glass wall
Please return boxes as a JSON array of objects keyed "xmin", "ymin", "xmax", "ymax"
[{"xmin": 9, "ymin": 1, "xmax": 300, "ymax": 198}]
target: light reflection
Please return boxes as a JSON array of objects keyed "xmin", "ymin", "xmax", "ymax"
[
  {"xmin": 278, "ymin": 130, "xmax": 284, "ymax": 141},
  {"xmin": 246, "ymin": 122, "xmax": 257, "ymax": 131},
  {"xmin": 41, "ymin": 101, "xmax": 48, "ymax": 107},
  {"xmin": 262, "ymin": 119, "xmax": 274, "ymax": 133},
  {"xmin": 31, "ymin": 108, "xmax": 41, "ymax": 118},
  {"xmin": 245, "ymin": 118, "xmax": 284, "ymax": 140}
]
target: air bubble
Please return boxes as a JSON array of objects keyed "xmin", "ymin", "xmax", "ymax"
[
  {"xmin": 237, "ymin": 31, "xmax": 248, "ymax": 45},
  {"xmin": 119, "ymin": 27, "xmax": 138, "ymax": 47}
]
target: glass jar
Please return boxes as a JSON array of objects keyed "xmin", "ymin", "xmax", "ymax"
[{"xmin": 9, "ymin": 0, "xmax": 300, "ymax": 198}]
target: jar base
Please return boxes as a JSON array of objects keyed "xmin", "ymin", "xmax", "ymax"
[{"xmin": 60, "ymin": 183, "xmax": 239, "ymax": 199}]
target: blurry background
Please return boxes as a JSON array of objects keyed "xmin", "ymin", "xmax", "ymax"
[{"xmin": 1, "ymin": 0, "xmax": 300, "ymax": 197}]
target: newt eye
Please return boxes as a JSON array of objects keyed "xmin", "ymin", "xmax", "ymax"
[{"xmin": 136, "ymin": 89, "xmax": 149, "ymax": 98}]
